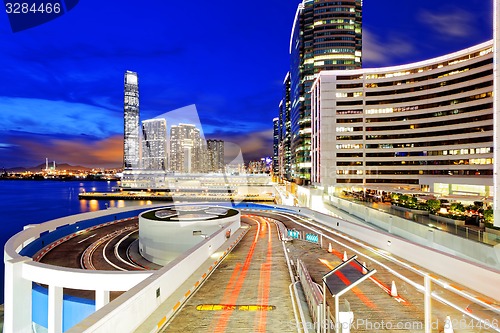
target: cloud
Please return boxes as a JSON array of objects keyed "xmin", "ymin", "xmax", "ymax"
[
  {"xmin": 362, "ymin": 29, "xmax": 416, "ymax": 67},
  {"xmin": 418, "ymin": 8, "xmax": 475, "ymax": 39},
  {"xmin": 0, "ymin": 97, "xmax": 122, "ymax": 137},
  {"xmin": 1, "ymin": 132, "xmax": 123, "ymax": 168}
]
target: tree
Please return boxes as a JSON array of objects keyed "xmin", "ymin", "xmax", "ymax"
[{"xmin": 426, "ymin": 199, "xmax": 441, "ymax": 214}]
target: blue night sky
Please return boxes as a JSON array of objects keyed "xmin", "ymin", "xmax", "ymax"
[{"xmin": 0, "ymin": 0, "xmax": 493, "ymax": 168}]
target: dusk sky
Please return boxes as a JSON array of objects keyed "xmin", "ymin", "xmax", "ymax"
[{"xmin": 0, "ymin": 0, "xmax": 493, "ymax": 169}]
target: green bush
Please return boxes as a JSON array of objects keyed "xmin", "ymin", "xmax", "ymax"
[{"xmin": 426, "ymin": 199, "xmax": 441, "ymax": 214}]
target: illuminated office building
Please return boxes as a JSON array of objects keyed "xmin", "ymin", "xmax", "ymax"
[
  {"xmin": 170, "ymin": 124, "xmax": 204, "ymax": 173},
  {"xmin": 206, "ymin": 139, "xmax": 225, "ymax": 173},
  {"xmin": 289, "ymin": 0, "xmax": 362, "ymax": 183},
  {"xmin": 311, "ymin": 41, "xmax": 494, "ymax": 198},
  {"xmin": 141, "ymin": 118, "xmax": 168, "ymax": 170},
  {"xmin": 123, "ymin": 71, "xmax": 140, "ymax": 169}
]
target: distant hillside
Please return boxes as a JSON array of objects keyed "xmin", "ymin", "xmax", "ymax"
[{"xmin": 6, "ymin": 163, "xmax": 94, "ymax": 173}]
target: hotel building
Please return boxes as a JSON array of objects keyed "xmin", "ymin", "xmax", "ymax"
[
  {"xmin": 289, "ymin": 0, "xmax": 362, "ymax": 183},
  {"xmin": 123, "ymin": 71, "xmax": 140, "ymax": 169},
  {"xmin": 311, "ymin": 41, "xmax": 494, "ymax": 199}
]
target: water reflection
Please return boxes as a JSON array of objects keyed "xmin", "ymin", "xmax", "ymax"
[{"xmin": 78, "ymin": 198, "xmax": 154, "ymax": 213}]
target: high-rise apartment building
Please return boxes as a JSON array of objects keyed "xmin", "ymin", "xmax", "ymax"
[
  {"xmin": 206, "ymin": 139, "xmax": 225, "ymax": 173},
  {"xmin": 170, "ymin": 123, "xmax": 204, "ymax": 173},
  {"xmin": 289, "ymin": 0, "xmax": 362, "ymax": 183},
  {"xmin": 123, "ymin": 71, "xmax": 140, "ymax": 169},
  {"xmin": 141, "ymin": 118, "xmax": 168, "ymax": 170}
]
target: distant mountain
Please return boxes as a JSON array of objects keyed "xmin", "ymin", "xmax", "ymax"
[{"xmin": 6, "ymin": 163, "xmax": 94, "ymax": 173}]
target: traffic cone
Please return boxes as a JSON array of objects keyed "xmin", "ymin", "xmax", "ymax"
[
  {"xmin": 390, "ymin": 281, "xmax": 398, "ymax": 297},
  {"xmin": 362, "ymin": 262, "xmax": 368, "ymax": 274},
  {"xmin": 328, "ymin": 243, "xmax": 333, "ymax": 253},
  {"xmin": 443, "ymin": 316, "xmax": 454, "ymax": 333},
  {"xmin": 342, "ymin": 251, "xmax": 347, "ymax": 261}
]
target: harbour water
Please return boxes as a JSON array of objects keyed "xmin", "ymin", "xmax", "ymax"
[{"xmin": 0, "ymin": 179, "xmax": 156, "ymax": 304}]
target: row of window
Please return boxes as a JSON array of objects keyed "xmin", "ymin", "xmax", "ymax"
[
  {"xmin": 363, "ymin": 70, "xmax": 492, "ymax": 97},
  {"xmin": 335, "ymin": 169, "xmax": 492, "ymax": 176},
  {"xmin": 334, "ymin": 136, "xmax": 492, "ymax": 150},
  {"xmin": 363, "ymin": 81, "xmax": 492, "ymax": 106},
  {"xmin": 362, "ymin": 103, "xmax": 491, "ymax": 122}
]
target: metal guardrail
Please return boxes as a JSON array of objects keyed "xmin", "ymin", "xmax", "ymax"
[{"xmin": 297, "ymin": 259, "xmax": 330, "ymax": 332}]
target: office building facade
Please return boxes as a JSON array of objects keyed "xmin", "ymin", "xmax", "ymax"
[
  {"xmin": 289, "ymin": 0, "xmax": 362, "ymax": 183},
  {"xmin": 311, "ymin": 41, "xmax": 494, "ymax": 198},
  {"xmin": 123, "ymin": 71, "xmax": 140, "ymax": 169},
  {"xmin": 141, "ymin": 118, "xmax": 168, "ymax": 170}
]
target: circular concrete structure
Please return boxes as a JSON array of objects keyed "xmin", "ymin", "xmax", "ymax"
[{"xmin": 138, "ymin": 206, "xmax": 240, "ymax": 265}]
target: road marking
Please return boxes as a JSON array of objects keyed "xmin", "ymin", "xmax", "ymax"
[{"xmin": 77, "ymin": 234, "xmax": 96, "ymax": 244}]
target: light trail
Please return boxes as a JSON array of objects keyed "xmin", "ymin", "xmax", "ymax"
[
  {"xmin": 211, "ymin": 216, "xmax": 261, "ymax": 333},
  {"xmin": 114, "ymin": 229, "xmax": 143, "ymax": 270},
  {"xmin": 255, "ymin": 217, "xmax": 272, "ymax": 332},
  {"xmin": 102, "ymin": 226, "xmax": 137, "ymax": 271}
]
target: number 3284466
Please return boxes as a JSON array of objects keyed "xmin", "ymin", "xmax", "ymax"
[{"xmin": 5, "ymin": 2, "xmax": 61, "ymax": 14}]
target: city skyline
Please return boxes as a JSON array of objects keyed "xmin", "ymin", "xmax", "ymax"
[{"xmin": 0, "ymin": 0, "xmax": 493, "ymax": 168}]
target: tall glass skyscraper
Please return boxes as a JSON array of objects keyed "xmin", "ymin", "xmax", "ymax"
[
  {"xmin": 289, "ymin": 0, "xmax": 362, "ymax": 183},
  {"xmin": 278, "ymin": 72, "xmax": 292, "ymax": 180},
  {"xmin": 123, "ymin": 71, "xmax": 140, "ymax": 169}
]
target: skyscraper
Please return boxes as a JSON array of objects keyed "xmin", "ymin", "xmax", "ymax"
[
  {"xmin": 272, "ymin": 117, "xmax": 279, "ymax": 174},
  {"xmin": 289, "ymin": 0, "xmax": 362, "ymax": 183},
  {"xmin": 207, "ymin": 139, "xmax": 225, "ymax": 173},
  {"xmin": 141, "ymin": 118, "xmax": 168, "ymax": 170},
  {"xmin": 278, "ymin": 72, "xmax": 292, "ymax": 180},
  {"xmin": 170, "ymin": 124, "xmax": 204, "ymax": 173},
  {"xmin": 123, "ymin": 71, "xmax": 140, "ymax": 169}
]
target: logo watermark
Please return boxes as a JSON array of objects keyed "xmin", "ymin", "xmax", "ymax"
[{"xmin": 3, "ymin": 0, "xmax": 79, "ymax": 32}]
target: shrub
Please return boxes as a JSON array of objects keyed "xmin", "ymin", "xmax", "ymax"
[{"xmin": 426, "ymin": 199, "xmax": 441, "ymax": 214}]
